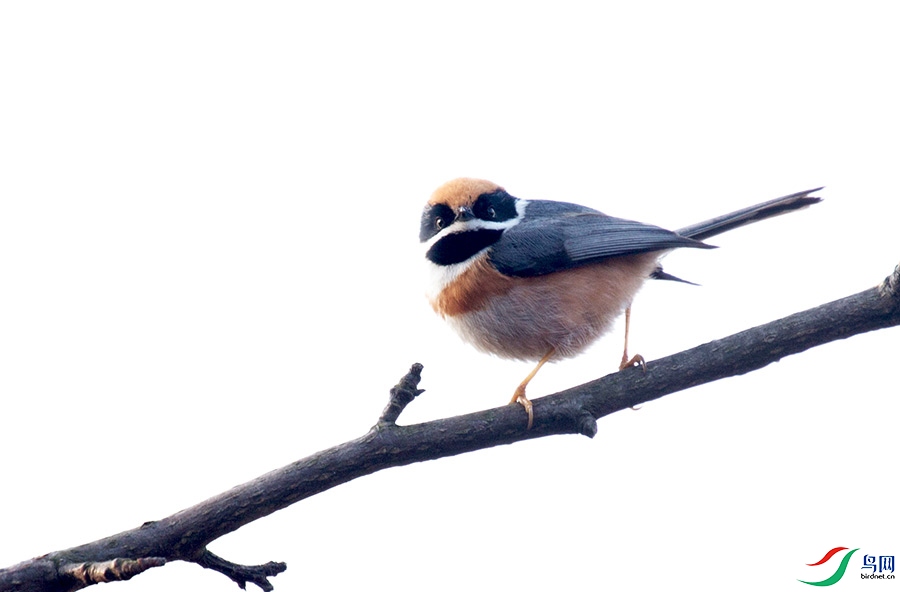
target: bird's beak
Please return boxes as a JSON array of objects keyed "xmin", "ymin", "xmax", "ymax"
[{"xmin": 456, "ymin": 206, "xmax": 475, "ymax": 222}]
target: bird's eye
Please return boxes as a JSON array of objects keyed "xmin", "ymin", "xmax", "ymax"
[
  {"xmin": 473, "ymin": 191, "xmax": 516, "ymax": 222},
  {"xmin": 421, "ymin": 204, "xmax": 454, "ymax": 242}
]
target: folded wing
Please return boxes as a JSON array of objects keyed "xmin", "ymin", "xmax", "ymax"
[{"xmin": 489, "ymin": 200, "xmax": 711, "ymax": 278}]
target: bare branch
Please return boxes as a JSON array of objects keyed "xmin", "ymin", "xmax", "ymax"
[{"xmin": 2, "ymin": 262, "xmax": 898, "ymax": 592}]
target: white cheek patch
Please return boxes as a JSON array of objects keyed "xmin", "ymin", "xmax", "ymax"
[{"xmin": 515, "ymin": 198, "xmax": 529, "ymax": 219}]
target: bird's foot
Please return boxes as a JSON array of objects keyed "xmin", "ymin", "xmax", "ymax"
[
  {"xmin": 510, "ymin": 387, "xmax": 534, "ymax": 430},
  {"xmin": 619, "ymin": 353, "xmax": 646, "ymax": 372}
]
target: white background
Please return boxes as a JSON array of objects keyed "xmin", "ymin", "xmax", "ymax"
[{"xmin": 1, "ymin": 2, "xmax": 897, "ymax": 591}]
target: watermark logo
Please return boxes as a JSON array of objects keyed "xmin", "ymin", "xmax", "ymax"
[
  {"xmin": 798, "ymin": 547, "xmax": 895, "ymax": 586},
  {"xmin": 798, "ymin": 547, "xmax": 858, "ymax": 586},
  {"xmin": 861, "ymin": 554, "xmax": 896, "ymax": 581}
]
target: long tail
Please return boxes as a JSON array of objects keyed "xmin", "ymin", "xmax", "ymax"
[
  {"xmin": 650, "ymin": 187, "xmax": 823, "ymax": 284},
  {"xmin": 675, "ymin": 187, "xmax": 823, "ymax": 241}
]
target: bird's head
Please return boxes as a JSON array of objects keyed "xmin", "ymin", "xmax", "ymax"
[{"xmin": 420, "ymin": 178, "xmax": 527, "ymax": 267}]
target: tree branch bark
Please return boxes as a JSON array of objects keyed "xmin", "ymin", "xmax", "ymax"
[{"xmin": 3, "ymin": 263, "xmax": 899, "ymax": 592}]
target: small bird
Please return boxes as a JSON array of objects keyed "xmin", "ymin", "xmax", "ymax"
[{"xmin": 421, "ymin": 178, "xmax": 821, "ymax": 428}]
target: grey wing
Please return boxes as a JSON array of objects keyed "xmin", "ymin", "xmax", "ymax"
[{"xmin": 489, "ymin": 200, "xmax": 712, "ymax": 278}]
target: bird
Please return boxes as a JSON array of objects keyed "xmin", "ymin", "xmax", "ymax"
[{"xmin": 421, "ymin": 178, "xmax": 822, "ymax": 429}]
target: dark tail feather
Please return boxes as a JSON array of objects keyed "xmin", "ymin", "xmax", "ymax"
[
  {"xmin": 650, "ymin": 266, "xmax": 700, "ymax": 286},
  {"xmin": 676, "ymin": 188, "xmax": 823, "ymax": 241}
]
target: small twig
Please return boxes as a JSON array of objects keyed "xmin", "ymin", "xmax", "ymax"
[
  {"xmin": 194, "ymin": 550, "xmax": 286, "ymax": 592},
  {"xmin": 377, "ymin": 363, "xmax": 425, "ymax": 425},
  {"xmin": 878, "ymin": 262, "xmax": 900, "ymax": 300},
  {"xmin": 575, "ymin": 409, "xmax": 598, "ymax": 438}
]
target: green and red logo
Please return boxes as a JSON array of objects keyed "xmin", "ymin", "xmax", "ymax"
[{"xmin": 798, "ymin": 547, "xmax": 858, "ymax": 586}]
